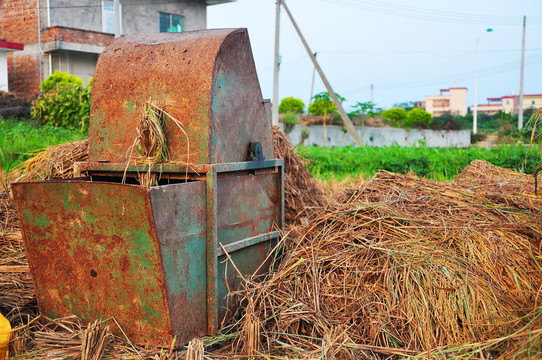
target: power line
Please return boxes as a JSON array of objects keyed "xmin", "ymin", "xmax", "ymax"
[
  {"xmin": 322, "ymin": 0, "xmax": 542, "ymax": 25},
  {"xmin": 342, "ymin": 52, "xmax": 542, "ymax": 93},
  {"xmin": 318, "ymin": 48, "xmax": 542, "ymax": 58}
]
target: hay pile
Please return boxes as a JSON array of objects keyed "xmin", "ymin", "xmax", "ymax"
[
  {"xmin": 15, "ymin": 139, "xmax": 89, "ymax": 182},
  {"xmin": 273, "ymin": 127, "xmax": 326, "ymax": 225},
  {"xmin": 240, "ymin": 160, "xmax": 542, "ymax": 358}
]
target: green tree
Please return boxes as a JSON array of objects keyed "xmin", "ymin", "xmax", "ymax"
[
  {"xmin": 404, "ymin": 108, "xmax": 432, "ymax": 128},
  {"xmin": 308, "ymin": 92, "xmax": 345, "ymax": 116},
  {"xmin": 31, "ymin": 72, "xmax": 92, "ymax": 133},
  {"xmin": 40, "ymin": 71, "xmax": 83, "ymax": 93},
  {"xmin": 308, "ymin": 92, "xmax": 346, "ymax": 146},
  {"xmin": 393, "ymin": 101, "xmax": 415, "ymax": 111},
  {"xmin": 382, "ymin": 107, "xmax": 407, "ymax": 127},
  {"xmin": 279, "ymin": 97, "xmax": 305, "ymax": 114},
  {"xmin": 349, "ymin": 101, "xmax": 380, "ymax": 119}
]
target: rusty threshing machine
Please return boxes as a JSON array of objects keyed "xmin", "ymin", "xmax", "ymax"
[{"xmin": 12, "ymin": 29, "xmax": 284, "ymax": 347}]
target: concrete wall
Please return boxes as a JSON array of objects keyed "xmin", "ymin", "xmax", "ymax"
[
  {"xmin": 49, "ymin": 0, "xmax": 207, "ymax": 35},
  {"xmin": 0, "ymin": 52, "xmax": 7, "ymax": 91},
  {"xmin": 45, "ymin": 50, "xmax": 99, "ymax": 85},
  {"xmin": 281, "ymin": 124, "xmax": 471, "ymax": 148}
]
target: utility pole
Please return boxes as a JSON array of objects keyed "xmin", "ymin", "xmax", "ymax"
[
  {"xmin": 473, "ymin": 38, "xmax": 479, "ymax": 134},
  {"xmin": 308, "ymin": 52, "xmax": 317, "ymax": 107},
  {"xmin": 281, "ymin": 0, "xmax": 362, "ymax": 146},
  {"xmin": 37, "ymin": 0, "xmax": 43, "ymax": 89},
  {"xmin": 518, "ymin": 16, "xmax": 526, "ymax": 130},
  {"xmin": 114, "ymin": 0, "xmax": 120, "ymax": 38},
  {"xmin": 370, "ymin": 84, "xmax": 374, "ymax": 104},
  {"xmin": 272, "ymin": 0, "xmax": 280, "ymax": 126}
]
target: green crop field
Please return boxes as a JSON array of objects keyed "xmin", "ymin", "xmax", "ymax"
[
  {"xmin": 298, "ymin": 144, "xmax": 540, "ymax": 181},
  {"xmin": 2, "ymin": 116, "xmax": 540, "ymax": 183}
]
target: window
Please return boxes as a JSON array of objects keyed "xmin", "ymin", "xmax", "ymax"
[
  {"xmin": 159, "ymin": 13, "xmax": 184, "ymax": 33},
  {"xmin": 102, "ymin": 1, "xmax": 122, "ymax": 34}
]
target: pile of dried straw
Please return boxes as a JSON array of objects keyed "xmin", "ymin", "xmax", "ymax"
[
  {"xmin": 15, "ymin": 139, "xmax": 89, "ymax": 182},
  {"xmin": 273, "ymin": 127, "xmax": 327, "ymax": 226},
  {"xmin": 239, "ymin": 160, "xmax": 542, "ymax": 358}
]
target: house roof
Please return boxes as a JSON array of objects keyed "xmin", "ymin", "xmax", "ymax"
[
  {"xmin": 0, "ymin": 40, "xmax": 24, "ymax": 51},
  {"xmin": 500, "ymin": 94, "xmax": 542, "ymax": 99}
]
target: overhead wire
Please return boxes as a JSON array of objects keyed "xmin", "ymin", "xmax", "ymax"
[
  {"xmin": 341, "ymin": 52, "xmax": 542, "ymax": 94},
  {"xmin": 322, "ymin": 0, "xmax": 542, "ymax": 25}
]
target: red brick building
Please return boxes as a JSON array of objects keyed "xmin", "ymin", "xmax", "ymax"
[{"xmin": 1, "ymin": 0, "xmax": 234, "ymax": 99}]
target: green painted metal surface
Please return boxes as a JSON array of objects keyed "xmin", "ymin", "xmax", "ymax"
[{"xmin": 12, "ymin": 180, "xmax": 208, "ymax": 346}]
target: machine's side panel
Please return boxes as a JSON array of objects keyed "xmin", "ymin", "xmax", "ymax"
[
  {"xmin": 216, "ymin": 170, "xmax": 282, "ymax": 321},
  {"xmin": 149, "ymin": 182, "xmax": 207, "ymax": 345},
  {"xmin": 210, "ymin": 29, "xmax": 274, "ymax": 163},
  {"xmin": 12, "ymin": 181, "xmax": 174, "ymax": 346}
]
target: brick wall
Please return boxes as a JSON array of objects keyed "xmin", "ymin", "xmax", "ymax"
[
  {"xmin": 1, "ymin": 0, "xmax": 42, "ymax": 99},
  {"xmin": 42, "ymin": 27, "xmax": 114, "ymax": 48},
  {"xmin": 0, "ymin": 0, "xmax": 41, "ymax": 44},
  {"xmin": 7, "ymin": 52, "xmax": 41, "ymax": 99}
]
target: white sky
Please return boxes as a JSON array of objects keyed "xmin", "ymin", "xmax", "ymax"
[{"xmin": 208, "ymin": 0, "xmax": 542, "ymax": 111}]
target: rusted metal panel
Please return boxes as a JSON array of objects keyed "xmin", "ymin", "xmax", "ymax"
[
  {"xmin": 215, "ymin": 171, "xmax": 281, "ymax": 322},
  {"xmin": 149, "ymin": 181, "xmax": 207, "ymax": 345},
  {"xmin": 89, "ymin": 29, "xmax": 272, "ymax": 166},
  {"xmin": 217, "ymin": 241, "xmax": 277, "ymax": 323},
  {"xmin": 12, "ymin": 180, "xmax": 174, "ymax": 346},
  {"xmin": 217, "ymin": 171, "xmax": 281, "ymax": 246}
]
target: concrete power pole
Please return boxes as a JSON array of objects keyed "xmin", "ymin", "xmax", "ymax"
[
  {"xmin": 473, "ymin": 38, "xmax": 479, "ymax": 134},
  {"xmin": 114, "ymin": 0, "xmax": 120, "ymax": 38},
  {"xmin": 281, "ymin": 0, "xmax": 362, "ymax": 146},
  {"xmin": 37, "ymin": 0, "xmax": 43, "ymax": 87},
  {"xmin": 518, "ymin": 16, "xmax": 526, "ymax": 130},
  {"xmin": 308, "ymin": 52, "xmax": 317, "ymax": 107},
  {"xmin": 272, "ymin": 0, "xmax": 280, "ymax": 126}
]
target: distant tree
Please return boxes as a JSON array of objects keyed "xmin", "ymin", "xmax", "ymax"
[
  {"xmin": 349, "ymin": 101, "xmax": 380, "ymax": 119},
  {"xmin": 393, "ymin": 101, "xmax": 416, "ymax": 111},
  {"xmin": 308, "ymin": 92, "xmax": 345, "ymax": 116},
  {"xmin": 308, "ymin": 92, "xmax": 346, "ymax": 146},
  {"xmin": 382, "ymin": 107, "xmax": 407, "ymax": 127},
  {"xmin": 404, "ymin": 108, "xmax": 432, "ymax": 128},
  {"xmin": 279, "ymin": 97, "xmax": 305, "ymax": 114}
]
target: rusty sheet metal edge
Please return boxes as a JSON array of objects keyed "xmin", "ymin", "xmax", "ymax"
[
  {"xmin": 205, "ymin": 168, "xmax": 219, "ymax": 334},
  {"xmin": 11, "ymin": 181, "xmax": 175, "ymax": 346}
]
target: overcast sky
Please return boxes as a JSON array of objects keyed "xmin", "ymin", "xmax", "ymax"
[{"xmin": 208, "ymin": 0, "xmax": 542, "ymax": 111}]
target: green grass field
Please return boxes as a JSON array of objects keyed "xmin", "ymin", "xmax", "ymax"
[
  {"xmin": 2, "ymin": 117, "xmax": 540, "ymax": 183},
  {"xmin": 298, "ymin": 144, "xmax": 540, "ymax": 181},
  {"xmin": 0, "ymin": 118, "xmax": 86, "ymax": 172}
]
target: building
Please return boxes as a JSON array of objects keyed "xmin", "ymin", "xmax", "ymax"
[
  {"xmin": 414, "ymin": 100, "xmax": 426, "ymax": 109},
  {"xmin": 1, "ymin": 0, "xmax": 235, "ymax": 99},
  {"xmin": 424, "ymin": 87, "xmax": 468, "ymax": 116},
  {"xmin": 470, "ymin": 93, "xmax": 542, "ymax": 115}
]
